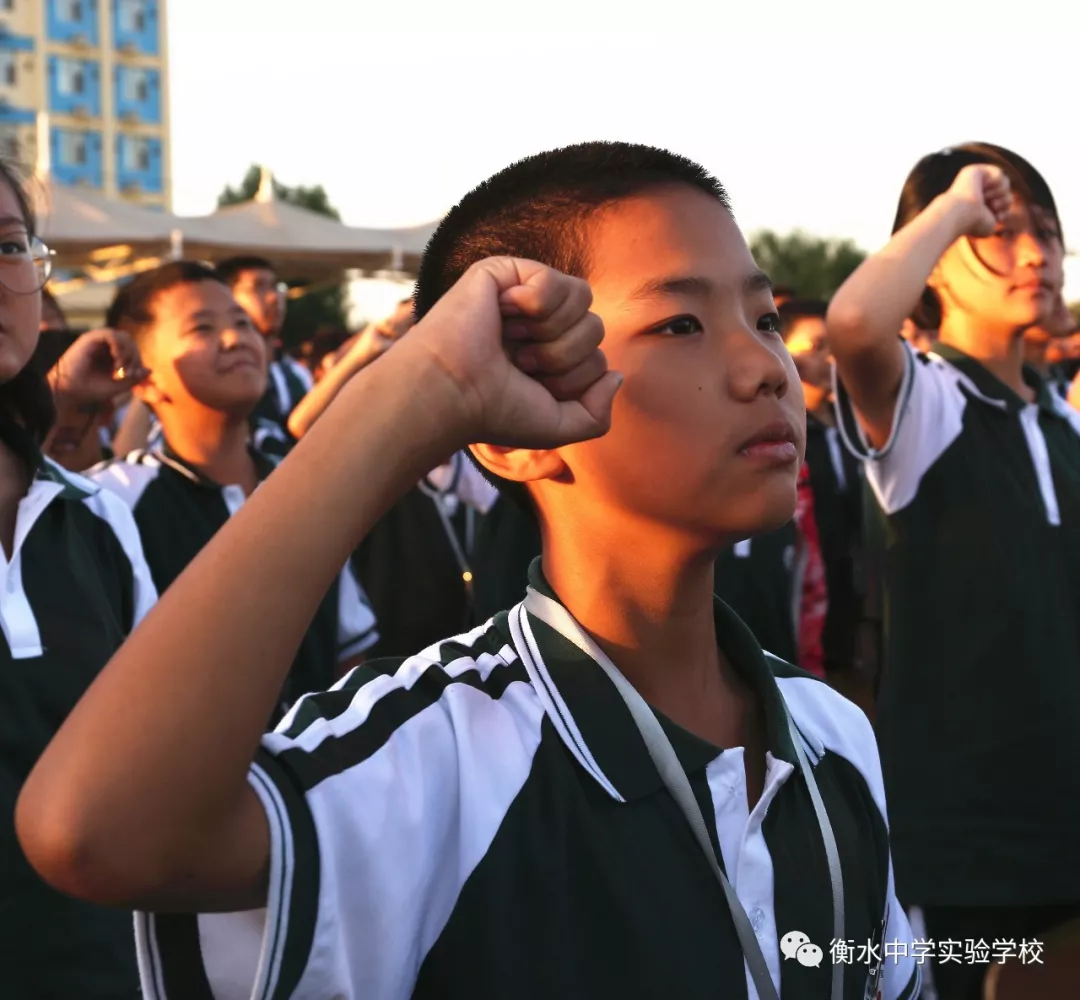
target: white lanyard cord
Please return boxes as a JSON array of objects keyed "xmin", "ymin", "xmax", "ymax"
[{"xmin": 521, "ymin": 589, "xmax": 845, "ymax": 1000}]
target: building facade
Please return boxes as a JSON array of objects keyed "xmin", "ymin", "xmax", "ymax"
[{"xmin": 0, "ymin": 0, "xmax": 170, "ymax": 208}]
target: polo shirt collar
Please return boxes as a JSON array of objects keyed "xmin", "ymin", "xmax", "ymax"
[
  {"xmin": 518, "ymin": 558, "xmax": 799, "ymax": 802},
  {"xmin": 153, "ymin": 441, "xmax": 276, "ymax": 488},
  {"xmin": 933, "ymin": 343, "xmax": 1062, "ymax": 418}
]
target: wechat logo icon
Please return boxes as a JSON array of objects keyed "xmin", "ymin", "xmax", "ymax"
[{"xmin": 780, "ymin": 930, "xmax": 824, "ymax": 968}]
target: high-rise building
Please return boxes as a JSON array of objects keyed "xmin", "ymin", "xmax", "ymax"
[{"xmin": 0, "ymin": 0, "xmax": 170, "ymax": 208}]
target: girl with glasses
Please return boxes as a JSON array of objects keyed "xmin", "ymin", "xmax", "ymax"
[{"xmin": 0, "ymin": 160, "xmax": 157, "ymax": 997}]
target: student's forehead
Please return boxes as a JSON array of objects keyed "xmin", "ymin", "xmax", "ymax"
[
  {"xmin": 155, "ymin": 281, "xmax": 237, "ymax": 316},
  {"xmin": 584, "ymin": 187, "xmax": 752, "ymax": 295}
]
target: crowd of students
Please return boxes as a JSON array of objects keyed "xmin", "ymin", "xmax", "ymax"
[{"xmin": 0, "ymin": 139, "xmax": 1078, "ymax": 999}]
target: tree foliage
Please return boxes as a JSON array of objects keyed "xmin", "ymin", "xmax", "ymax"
[
  {"xmin": 749, "ymin": 229, "xmax": 867, "ymax": 302},
  {"xmin": 217, "ymin": 166, "xmax": 347, "ymax": 349}
]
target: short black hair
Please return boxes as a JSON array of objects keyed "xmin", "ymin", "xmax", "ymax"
[
  {"xmin": 778, "ymin": 298, "xmax": 828, "ymax": 342},
  {"xmin": 106, "ymin": 261, "xmax": 228, "ymax": 344},
  {"xmin": 894, "ymin": 142, "xmax": 1061, "ymax": 329},
  {"xmin": 215, "ymin": 256, "xmax": 276, "ymax": 287},
  {"xmin": 415, "ymin": 141, "xmax": 731, "ymax": 508}
]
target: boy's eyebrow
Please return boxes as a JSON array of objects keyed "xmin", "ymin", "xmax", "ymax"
[{"xmin": 628, "ymin": 269, "xmax": 774, "ymax": 301}]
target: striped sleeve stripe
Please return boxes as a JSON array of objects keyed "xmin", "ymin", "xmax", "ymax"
[
  {"xmin": 272, "ymin": 652, "xmax": 531, "ymax": 793},
  {"xmin": 133, "ymin": 751, "xmax": 321, "ymax": 1000},
  {"xmin": 833, "ymin": 339, "xmax": 918, "ymax": 461}
]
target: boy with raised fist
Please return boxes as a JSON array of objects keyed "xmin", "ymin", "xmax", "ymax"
[{"xmin": 18, "ymin": 144, "xmax": 917, "ymax": 1000}]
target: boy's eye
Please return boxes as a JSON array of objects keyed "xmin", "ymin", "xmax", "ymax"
[
  {"xmin": 758, "ymin": 312, "xmax": 782, "ymax": 335},
  {"xmin": 654, "ymin": 315, "xmax": 703, "ymax": 337},
  {"xmin": 0, "ymin": 238, "xmax": 29, "ymax": 255}
]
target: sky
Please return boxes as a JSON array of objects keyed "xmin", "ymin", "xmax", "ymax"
[{"xmin": 166, "ymin": 0, "xmax": 1080, "ymax": 320}]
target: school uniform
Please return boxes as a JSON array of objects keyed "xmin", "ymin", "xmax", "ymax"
[
  {"xmin": 251, "ymin": 350, "xmax": 313, "ymax": 437},
  {"xmin": 134, "ymin": 558, "xmax": 919, "ymax": 1000},
  {"xmin": 92, "ymin": 442, "xmax": 377, "ymax": 720},
  {"xmin": 802, "ymin": 414, "xmax": 866, "ymax": 676},
  {"xmin": 352, "ymin": 451, "xmax": 496, "ymax": 659},
  {"xmin": 835, "ymin": 342, "xmax": 1080, "ymax": 992},
  {"xmin": 0, "ymin": 452, "xmax": 157, "ymax": 998}
]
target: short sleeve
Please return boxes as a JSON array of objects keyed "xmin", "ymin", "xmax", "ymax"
[
  {"xmin": 833, "ymin": 341, "xmax": 968, "ymax": 515},
  {"xmin": 82, "ymin": 487, "xmax": 158, "ymax": 630},
  {"xmin": 135, "ymin": 646, "xmax": 542, "ymax": 1000},
  {"xmin": 336, "ymin": 562, "xmax": 379, "ymax": 659}
]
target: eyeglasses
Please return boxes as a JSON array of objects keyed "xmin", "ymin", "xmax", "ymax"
[{"xmin": 0, "ymin": 236, "xmax": 54, "ymax": 295}]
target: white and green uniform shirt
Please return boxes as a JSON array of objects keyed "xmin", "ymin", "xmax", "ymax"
[
  {"xmin": 135, "ymin": 560, "xmax": 919, "ymax": 1000},
  {"xmin": 91, "ymin": 444, "xmax": 378, "ymax": 719},
  {"xmin": 835, "ymin": 340, "xmax": 1080, "ymax": 907},
  {"xmin": 1, "ymin": 456, "xmax": 157, "ymax": 997}
]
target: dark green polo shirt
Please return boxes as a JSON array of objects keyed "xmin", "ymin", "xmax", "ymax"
[
  {"xmin": 137, "ymin": 560, "xmax": 919, "ymax": 999},
  {"xmin": 0, "ymin": 457, "xmax": 157, "ymax": 998},
  {"xmin": 836, "ymin": 341, "xmax": 1080, "ymax": 907},
  {"xmin": 803, "ymin": 414, "xmax": 866, "ymax": 675},
  {"xmin": 91, "ymin": 444, "xmax": 378, "ymax": 719}
]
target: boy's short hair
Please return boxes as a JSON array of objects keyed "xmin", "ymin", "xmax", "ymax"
[
  {"xmin": 414, "ymin": 141, "xmax": 732, "ymax": 508},
  {"xmin": 215, "ymin": 256, "xmax": 275, "ymax": 287},
  {"xmin": 778, "ymin": 298, "xmax": 827, "ymax": 342},
  {"xmin": 106, "ymin": 261, "xmax": 228, "ymax": 344}
]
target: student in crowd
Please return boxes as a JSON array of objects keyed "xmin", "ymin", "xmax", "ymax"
[
  {"xmin": 827, "ymin": 143, "xmax": 1080, "ymax": 999},
  {"xmin": 89, "ymin": 262, "xmax": 378, "ymax": 722},
  {"xmin": 0, "ymin": 160, "xmax": 157, "ymax": 998},
  {"xmin": 354, "ymin": 448, "xmax": 499, "ymax": 657},
  {"xmin": 216, "ymin": 256, "xmax": 313, "ymax": 438},
  {"xmin": 779, "ymin": 298, "xmax": 870, "ymax": 704},
  {"xmin": 20, "ymin": 142, "xmax": 919, "ymax": 1000}
]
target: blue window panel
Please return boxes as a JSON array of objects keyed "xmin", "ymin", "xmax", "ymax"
[
  {"xmin": 0, "ymin": 106, "xmax": 35, "ymax": 124},
  {"xmin": 114, "ymin": 66, "xmax": 160, "ymax": 124},
  {"xmin": 46, "ymin": 0, "xmax": 100, "ymax": 46},
  {"xmin": 48, "ymin": 56, "xmax": 101, "ymax": 118},
  {"xmin": 113, "ymin": 0, "xmax": 159, "ymax": 56},
  {"xmin": 116, "ymin": 134, "xmax": 162, "ymax": 193},
  {"xmin": 50, "ymin": 127, "xmax": 103, "ymax": 188},
  {"xmin": 0, "ymin": 33, "xmax": 35, "ymax": 53}
]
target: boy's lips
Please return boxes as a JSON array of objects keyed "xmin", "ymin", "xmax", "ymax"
[{"xmin": 737, "ymin": 420, "xmax": 799, "ymax": 464}]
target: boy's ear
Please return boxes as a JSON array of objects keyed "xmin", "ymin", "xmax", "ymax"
[{"xmin": 468, "ymin": 443, "xmax": 567, "ymax": 485}]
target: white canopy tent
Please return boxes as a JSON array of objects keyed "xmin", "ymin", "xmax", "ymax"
[{"xmin": 179, "ymin": 169, "xmax": 438, "ymax": 282}]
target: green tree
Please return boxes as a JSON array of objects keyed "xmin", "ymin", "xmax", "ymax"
[
  {"xmin": 749, "ymin": 229, "xmax": 867, "ymax": 301},
  {"xmin": 218, "ymin": 165, "xmax": 348, "ymax": 349}
]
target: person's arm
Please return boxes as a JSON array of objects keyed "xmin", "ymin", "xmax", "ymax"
[
  {"xmin": 16, "ymin": 257, "xmax": 619, "ymax": 914},
  {"xmin": 286, "ymin": 323, "xmax": 399, "ymax": 439},
  {"xmin": 826, "ymin": 164, "xmax": 1011, "ymax": 449}
]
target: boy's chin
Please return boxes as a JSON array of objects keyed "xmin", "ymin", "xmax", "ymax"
[{"xmin": 708, "ymin": 490, "xmax": 797, "ymax": 543}]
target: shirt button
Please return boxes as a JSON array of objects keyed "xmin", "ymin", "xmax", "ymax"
[{"xmin": 750, "ymin": 908, "xmax": 765, "ymax": 932}]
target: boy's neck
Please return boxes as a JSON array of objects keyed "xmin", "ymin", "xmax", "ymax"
[
  {"xmin": 939, "ymin": 314, "xmax": 1034, "ymax": 403},
  {"xmin": 540, "ymin": 527, "xmax": 761, "ymax": 753},
  {"xmin": 159, "ymin": 410, "xmax": 258, "ymax": 493}
]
